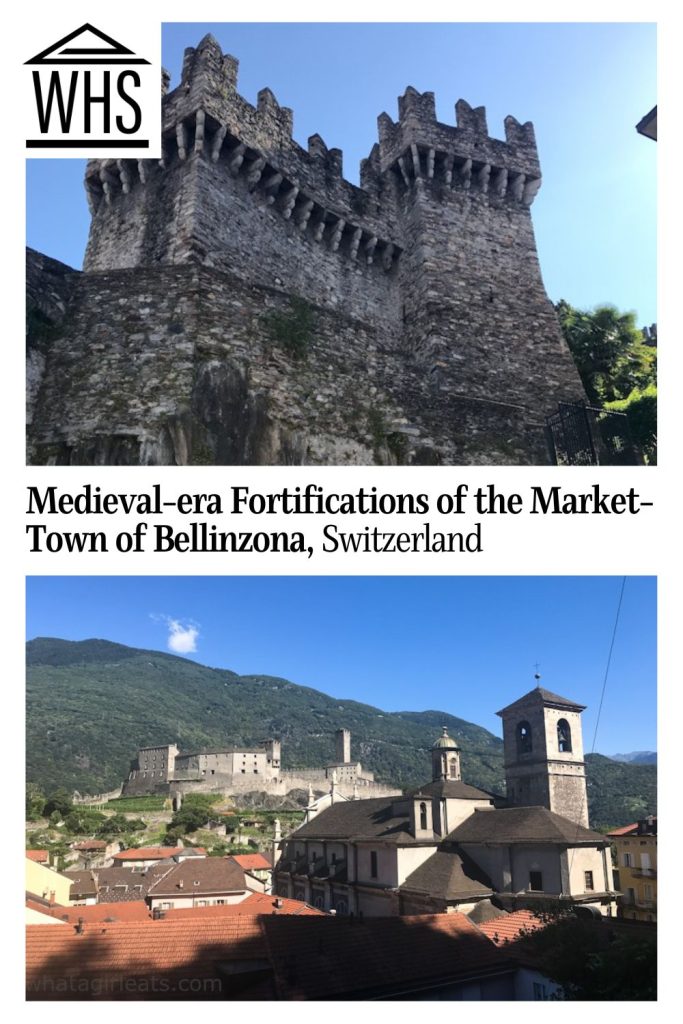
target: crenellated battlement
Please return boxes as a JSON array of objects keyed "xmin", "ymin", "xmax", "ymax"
[
  {"xmin": 84, "ymin": 36, "xmax": 545, "ymax": 281},
  {"xmin": 27, "ymin": 35, "xmax": 591, "ymax": 469},
  {"xmin": 377, "ymin": 88, "xmax": 540, "ymax": 201}
]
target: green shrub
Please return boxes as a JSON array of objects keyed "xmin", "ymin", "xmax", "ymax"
[{"xmin": 263, "ymin": 297, "xmax": 314, "ymax": 360}]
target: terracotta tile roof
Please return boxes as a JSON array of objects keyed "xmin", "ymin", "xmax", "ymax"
[
  {"xmin": 29, "ymin": 900, "xmax": 151, "ymax": 924},
  {"xmin": 229, "ymin": 853, "xmax": 272, "ymax": 871},
  {"xmin": 476, "ymin": 909, "xmax": 547, "ymax": 945},
  {"xmin": 26, "ymin": 850, "xmax": 49, "ymax": 863},
  {"xmin": 112, "ymin": 847, "xmax": 182, "ymax": 862},
  {"xmin": 606, "ymin": 823, "xmax": 639, "ymax": 836},
  {"xmin": 73, "ymin": 840, "xmax": 107, "ymax": 851},
  {"xmin": 163, "ymin": 893, "xmax": 322, "ymax": 919},
  {"xmin": 26, "ymin": 918, "xmax": 268, "ymax": 1000},
  {"xmin": 607, "ymin": 817, "xmax": 657, "ymax": 837},
  {"xmin": 447, "ymin": 806, "xmax": 608, "ymax": 846},
  {"xmin": 261, "ymin": 913, "xmax": 512, "ymax": 999},
  {"xmin": 399, "ymin": 848, "xmax": 493, "ymax": 900}
]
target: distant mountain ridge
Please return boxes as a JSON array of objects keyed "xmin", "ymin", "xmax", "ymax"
[
  {"xmin": 26, "ymin": 638, "xmax": 657, "ymax": 828},
  {"xmin": 609, "ymin": 751, "xmax": 657, "ymax": 765}
]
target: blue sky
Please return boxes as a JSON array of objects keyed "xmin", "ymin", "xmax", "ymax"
[
  {"xmin": 26, "ymin": 576, "xmax": 656, "ymax": 755},
  {"xmin": 26, "ymin": 22, "xmax": 656, "ymax": 324}
]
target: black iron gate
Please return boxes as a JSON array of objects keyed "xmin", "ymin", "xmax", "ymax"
[{"xmin": 546, "ymin": 403, "xmax": 638, "ymax": 466}]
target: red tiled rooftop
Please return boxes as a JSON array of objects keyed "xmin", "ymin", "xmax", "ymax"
[
  {"xmin": 73, "ymin": 840, "xmax": 107, "ymax": 851},
  {"xmin": 476, "ymin": 910, "xmax": 547, "ymax": 945},
  {"xmin": 29, "ymin": 900, "xmax": 151, "ymax": 924},
  {"xmin": 112, "ymin": 847, "xmax": 182, "ymax": 862},
  {"xmin": 163, "ymin": 893, "xmax": 322, "ymax": 919},
  {"xmin": 261, "ymin": 913, "xmax": 511, "ymax": 999},
  {"xmin": 606, "ymin": 823, "xmax": 639, "ymax": 836},
  {"xmin": 229, "ymin": 853, "xmax": 272, "ymax": 871},
  {"xmin": 26, "ymin": 918, "xmax": 267, "ymax": 1000},
  {"xmin": 26, "ymin": 850, "xmax": 49, "ymax": 863}
]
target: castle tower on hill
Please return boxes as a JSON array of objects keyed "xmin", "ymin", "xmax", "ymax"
[
  {"xmin": 496, "ymin": 685, "xmax": 590, "ymax": 828},
  {"xmin": 27, "ymin": 34, "xmax": 588, "ymax": 466}
]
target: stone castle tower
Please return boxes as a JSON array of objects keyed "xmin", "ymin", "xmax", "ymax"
[
  {"xmin": 27, "ymin": 34, "xmax": 587, "ymax": 466},
  {"xmin": 496, "ymin": 685, "xmax": 589, "ymax": 827},
  {"xmin": 431, "ymin": 726, "xmax": 461, "ymax": 781}
]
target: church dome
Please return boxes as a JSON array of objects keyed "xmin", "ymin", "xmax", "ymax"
[{"xmin": 432, "ymin": 726, "xmax": 458, "ymax": 749}]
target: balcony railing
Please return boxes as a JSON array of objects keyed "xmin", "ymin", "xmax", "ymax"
[{"xmin": 631, "ymin": 868, "xmax": 657, "ymax": 879}]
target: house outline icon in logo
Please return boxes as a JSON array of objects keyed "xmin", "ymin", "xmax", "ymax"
[
  {"xmin": 25, "ymin": 24, "xmax": 152, "ymax": 150},
  {"xmin": 25, "ymin": 23, "xmax": 150, "ymax": 65}
]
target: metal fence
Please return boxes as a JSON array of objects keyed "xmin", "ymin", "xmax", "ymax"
[{"xmin": 546, "ymin": 403, "xmax": 639, "ymax": 466}]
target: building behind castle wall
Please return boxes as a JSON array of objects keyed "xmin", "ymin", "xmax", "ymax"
[{"xmin": 27, "ymin": 34, "xmax": 588, "ymax": 467}]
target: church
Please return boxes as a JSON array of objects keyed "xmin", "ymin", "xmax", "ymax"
[{"xmin": 273, "ymin": 685, "xmax": 617, "ymax": 917}]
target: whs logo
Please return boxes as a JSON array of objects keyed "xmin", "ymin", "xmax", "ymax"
[{"xmin": 24, "ymin": 23, "xmax": 160, "ymax": 157}]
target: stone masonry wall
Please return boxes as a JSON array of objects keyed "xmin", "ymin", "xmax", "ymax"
[
  {"xmin": 28, "ymin": 34, "xmax": 588, "ymax": 466},
  {"xmin": 28, "ymin": 255, "xmax": 550, "ymax": 465}
]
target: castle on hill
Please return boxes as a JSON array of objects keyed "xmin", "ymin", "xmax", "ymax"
[
  {"xmin": 27, "ymin": 34, "xmax": 590, "ymax": 466},
  {"xmin": 121, "ymin": 728, "xmax": 400, "ymax": 804}
]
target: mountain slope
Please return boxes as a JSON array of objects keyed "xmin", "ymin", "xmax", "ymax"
[
  {"xmin": 26, "ymin": 638, "xmax": 656, "ymax": 828},
  {"xmin": 609, "ymin": 751, "xmax": 657, "ymax": 765}
]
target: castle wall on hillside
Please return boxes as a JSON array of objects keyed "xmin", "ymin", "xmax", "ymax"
[{"xmin": 27, "ymin": 34, "xmax": 587, "ymax": 466}]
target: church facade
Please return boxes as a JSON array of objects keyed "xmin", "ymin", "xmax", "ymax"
[{"xmin": 273, "ymin": 686, "xmax": 616, "ymax": 917}]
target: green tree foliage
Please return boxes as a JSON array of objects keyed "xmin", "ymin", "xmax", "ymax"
[
  {"xmin": 43, "ymin": 787, "xmax": 73, "ymax": 818},
  {"xmin": 606, "ymin": 384, "xmax": 657, "ymax": 465},
  {"xmin": 97, "ymin": 813, "xmax": 146, "ymax": 836},
  {"xmin": 555, "ymin": 301, "xmax": 656, "ymax": 406},
  {"xmin": 26, "ymin": 783, "xmax": 46, "ymax": 821},
  {"xmin": 523, "ymin": 915, "xmax": 656, "ymax": 1000},
  {"xmin": 63, "ymin": 808, "xmax": 106, "ymax": 834},
  {"xmin": 168, "ymin": 804, "xmax": 211, "ymax": 836},
  {"xmin": 26, "ymin": 639, "xmax": 656, "ymax": 829}
]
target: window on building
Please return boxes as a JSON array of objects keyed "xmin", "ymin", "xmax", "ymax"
[
  {"xmin": 533, "ymin": 982, "xmax": 548, "ymax": 1001},
  {"xmin": 370, "ymin": 851, "xmax": 378, "ymax": 878},
  {"xmin": 584, "ymin": 871, "xmax": 594, "ymax": 891},
  {"xmin": 160, "ymin": 902, "xmax": 174, "ymax": 910},
  {"xmin": 516, "ymin": 721, "xmax": 533, "ymax": 754},
  {"xmin": 195, "ymin": 900, "xmax": 208, "ymax": 907},
  {"xmin": 529, "ymin": 871, "xmax": 543, "ymax": 892},
  {"xmin": 627, "ymin": 887, "xmax": 636, "ymax": 904},
  {"xmin": 313, "ymin": 894, "xmax": 324, "ymax": 909},
  {"xmin": 419, "ymin": 802, "xmax": 428, "ymax": 831},
  {"xmin": 336, "ymin": 899, "xmax": 348, "ymax": 915},
  {"xmin": 557, "ymin": 719, "xmax": 572, "ymax": 753},
  {"xmin": 623, "ymin": 853, "xmax": 633, "ymax": 867},
  {"xmin": 449, "ymin": 760, "xmax": 458, "ymax": 779}
]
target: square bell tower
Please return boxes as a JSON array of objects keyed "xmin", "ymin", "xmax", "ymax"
[{"xmin": 496, "ymin": 685, "xmax": 589, "ymax": 827}]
